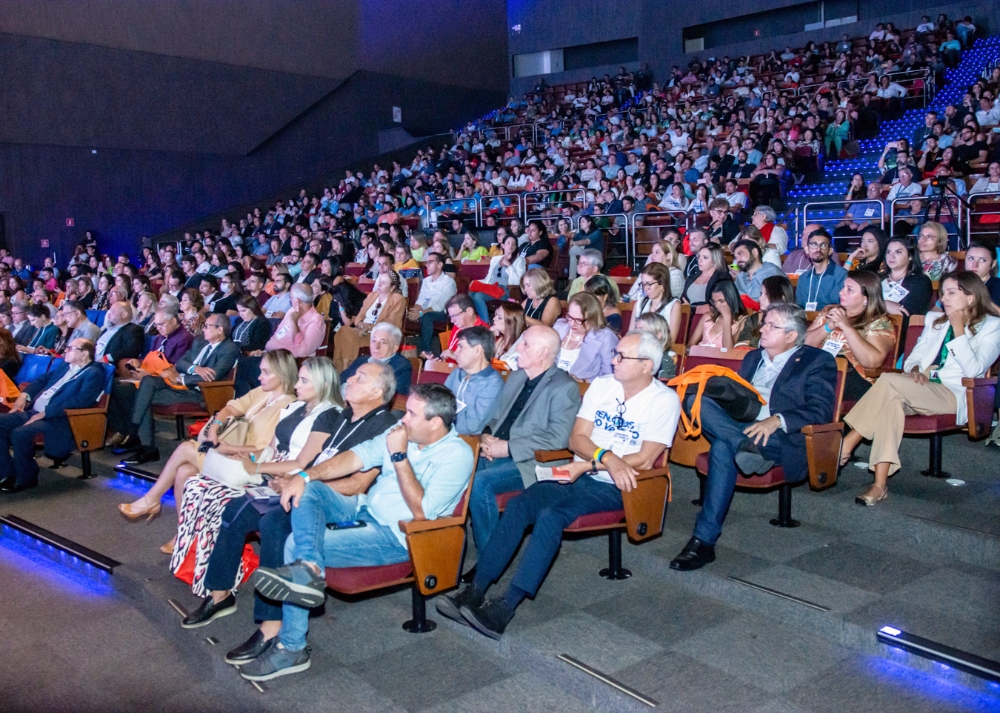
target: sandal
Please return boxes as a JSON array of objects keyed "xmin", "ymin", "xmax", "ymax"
[{"xmin": 855, "ymin": 483, "xmax": 888, "ymax": 507}]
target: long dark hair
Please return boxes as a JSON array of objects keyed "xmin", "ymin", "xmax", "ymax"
[
  {"xmin": 880, "ymin": 236, "xmax": 921, "ymax": 278},
  {"xmin": 934, "ymin": 271, "xmax": 1000, "ymax": 334},
  {"xmin": 709, "ymin": 279, "xmax": 748, "ymax": 320},
  {"xmin": 858, "ymin": 226, "xmax": 890, "ymax": 272}
]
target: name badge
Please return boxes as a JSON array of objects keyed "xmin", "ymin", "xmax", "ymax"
[
  {"xmin": 821, "ymin": 338, "xmax": 844, "ymax": 356},
  {"xmin": 274, "ymin": 326, "xmax": 289, "ymax": 340},
  {"xmin": 882, "ymin": 282, "xmax": 910, "ymax": 303},
  {"xmin": 864, "ymin": 208, "xmax": 875, "ymax": 217},
  {"xmin": 611, "ymin": 430, "xmax": 631, "ymax": 451},
  {"xmin": 805, "ymin": 301, "xmax": 818, "ymax": 312}
]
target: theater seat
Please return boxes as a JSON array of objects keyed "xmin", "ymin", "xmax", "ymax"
[
  {"xmin": 494, "ymin": 449, "xmax": 672, "ymax": 580},
  {"xmin": 694, "ymin": 359, "xmax": 848, "ymax": 528},
  {"xmin": 152, "ymin": 370, "xmax": 235, "ymax": 440},
  {"xmin": 323, "ymin": 435, "xmax": 480, "ymax": 633}
]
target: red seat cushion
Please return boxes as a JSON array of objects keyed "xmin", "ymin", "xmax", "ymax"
[
  {"xmin": 565, "ymin": 510, "xmax": 625, "ymax": 530},
  {"xmin": 904, "ymin": 413, "xmax": 958, "ymax": 432},
  {"xmin": 325, "ymin": 562, "xmax": 413, "ymax": 593},
  {"xmin": 495, "ymin": 490, "xmax": 520, "ymax": 510},
  {"xmin": 696, "ymin": 449, "xmax": 786, "ymax": 486}
]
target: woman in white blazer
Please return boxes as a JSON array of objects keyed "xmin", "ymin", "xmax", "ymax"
[
  {"xmin": 841, "ymin": 271, "xmax": 1000, "ymax": 505},
  {"xmin": 470, "ymin": 233, "xmax": 525, "ymax": 322}
]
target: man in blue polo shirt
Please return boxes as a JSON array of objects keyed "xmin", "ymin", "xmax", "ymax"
[{"xmin": 240, "ymin": 384, "xmax": 473, "ymax": 681}]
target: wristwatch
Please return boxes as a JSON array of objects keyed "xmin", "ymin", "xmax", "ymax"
[{"xmin": 390, "ymin": 451, "xmax": 408, "ymax": 463}]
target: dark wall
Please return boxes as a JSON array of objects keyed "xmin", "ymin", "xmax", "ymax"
[
  {"xmin": 0, "ymin": 72, "xmax": 504, "ymax": 263},
  {"xmin": 0, "ymin": 0, "xmax": 358, "ymax": 78}
]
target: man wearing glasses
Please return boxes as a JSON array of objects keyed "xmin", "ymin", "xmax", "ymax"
[
  {"xmin": 113, "ymin": 314, "xmax": 239, "ymax": 465},
  {"xmin": 439, "ymin": 331, "xmax": 679, "ymax": 639},
  {"xmin": 8, "ymin": 301, "xmax": 36, "ymax": 347},
  {"xmin": 670, "ymin": 304, "xmax": 837, "ymax": 571},
  {"xmin": 0, "ymin": 339, "xmax": 105, "ymax": 492},
  {"xmin": 794, "ymin": 229, "xmax": 847, "ymax": 310}
]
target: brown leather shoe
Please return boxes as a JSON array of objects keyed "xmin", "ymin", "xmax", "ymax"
[
  {"xmin": 160, "ymin": 538, "xmax": 176, "ymax": 555},
  {"xmin": 106, "ymin": 432, "xmax": 126, "ymax": 448}
]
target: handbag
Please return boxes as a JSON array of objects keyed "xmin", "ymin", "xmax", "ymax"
[
  {"xmin": 668, "ymin": 364, "xmax": 765, "ymax": 438},
  {"xmin": 200, "ymin": 448, "xmax": 264, "ymax": 488},
  {"xmin": 469, "ymin": 280, "xmax": 506, "ymax": 299},
  {"xmin": 174, "ymin": 535, "xmax": 259, "ymax": 586}
]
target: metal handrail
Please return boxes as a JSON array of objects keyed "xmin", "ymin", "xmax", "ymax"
[
  {"xmin": 965, "ymin": 190, "xmax": 1000, "ymax": 244},
  {"xmin": 426, "ymin": 197, "xmax": 478, "ymax": 230},
  {"xmin": 837, "ymin": 68, "xmax": 934, "ymax": 106},
  {"xmin": 476, "ymin": 193, "xmax": 523, "ymax": 227},
  {"xmin": 628, "ymin": 210, "xmax": 690, "ymax": 270},
  {"xmin": 802, "ymin": 199, "xmax": 885, "ymax": 247},
  {"xmin": 889, "ymin": 194, "xmax": 963, "ymax": 239},
  {"xmin": 523, "ymin": 188, "xmax": 589, "ymax": 220}
]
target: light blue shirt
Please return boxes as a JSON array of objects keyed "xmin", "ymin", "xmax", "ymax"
[
  {"xmin": 751, "ymin": 346, "xmax": 799, "ymax": 427},
  {"xmin": 351, "ymin": 427, "xmax": 473, "ymax": 547}
]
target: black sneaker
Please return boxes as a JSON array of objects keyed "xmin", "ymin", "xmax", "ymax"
[
  {"xmin": 180, "ymin": 594, "xmax": 237, "ymax": 629},
  {"xmin": 460, "ymin": 598, "xmax": 514, "ymax": 640},
  {"xmin": 435, "ymin": 585, "xmax": 484, "ymax": 625},
  {"xmin": 239, "ymin": 642, "xmax": 310, "ymax": 681},
  {"xmin": 734, "ymin": 441, "xmax": 774, "ymax": 476},
  {"xmin": 120, "ymin": 447, "xmax": 161, "ymax": 466},
  {"xmin": 251, "ymin": 560, "xmax": 327, "ymax": 609},
  {"xmin": 112, "ymin": 434, "xmax": 142, "ymax": 455},
  {"xmin": 225, "ymin": 629, "xmax": 275, "ymax": 666}
]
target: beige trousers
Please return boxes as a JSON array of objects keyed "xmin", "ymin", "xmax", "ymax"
[
  {"xmin": 844, "ymin": 372, "xmax": 957, "ymax": 475},
  {"xmin": 332, "ymin": 325, "xmax": 369, "ymax": 373}
]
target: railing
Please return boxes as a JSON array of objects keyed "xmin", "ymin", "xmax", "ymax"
[
  {"xmin": 522, "ymin": 189, "xmax": 588, "ymax": 221},
  {"xmin": 889, "ymin": 194, "xmax": 963, "ymax": 245},
  {"xmin": 802, "ymin": 199, "xmax": 885, "ymax": 249},
  {"xmin": 477, "ymin": 193, "xmax": 523, "ymax": 227},
  {"xmin": 838, "ymin": 68, "xmax": 934, "ymax": 107},
  {"xmin": 627, "ymin": 211, "xmax": 691, "ymax": 271},
  {"xmin": 965, "ymin": 191, "xmax": 1000, "ymax": 245},
  {"xmin": 425, "ymin": 197, "xmax": 478, "ymax": 231}
]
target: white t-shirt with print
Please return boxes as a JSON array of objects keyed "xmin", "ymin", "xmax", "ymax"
[{"xmin": 576, "ymin": 375, "xmax": 680, "ymax": 485}]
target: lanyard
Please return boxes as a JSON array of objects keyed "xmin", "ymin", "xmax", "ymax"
[
  {"xmin": 806, "ymin": 267, "xmax": 827, "ymax": 304},
  {"xmin": 326, "ymin": 406, "xmax": 388, "ymax": 452}
]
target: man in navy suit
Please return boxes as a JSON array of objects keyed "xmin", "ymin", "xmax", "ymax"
[
  {"xmin": 670, "ymin": 303, "xmax": 838, "ymax": 570},
  {"xmin": 338, "ymin": 324, "xmax": 412, "ymax": 397},
  {"xmin": 0, "ymin": 338, "xmax": 107, "ymax": 492}
]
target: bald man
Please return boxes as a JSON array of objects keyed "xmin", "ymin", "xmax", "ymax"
[{"xmin": 463, "ymin": 325, "xmax": 581, "ymax": 576}]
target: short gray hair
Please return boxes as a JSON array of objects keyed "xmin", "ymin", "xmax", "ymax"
[
  {"xmin": 580, "ymin": 248, "xmax": 604, "ymax": 269},
  {"xmin": 158, "ymin": 293, "xmax": 180, "ymax": 315},
  {"xmin": 410, "ymin": 383, "xmax": 457, "ymax": 429},
  {"xmin": 371, "ymin": 322, "xmax": 402, "ymax": 348},
  {"xmin": 366, "ymin": 360, "xmax": 397, "ymax": 404},
  {"xmin": 754, "ymin": 205, "xmax": 776, "ymax": 222},
  {"xmin": 625, "ymin": 330, "xmax": 664, "ymax": 373},
  {"xmin": 765, "ymin": 303, "xmax": 807, "ymax": 346},
  {"xmin": 290, "ymin": 283, "xmax": 315, "ymax": 305}
]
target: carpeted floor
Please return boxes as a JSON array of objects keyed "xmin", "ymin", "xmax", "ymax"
[{"xmin": 0, "ymin": 416, "xmax": 998, "ymax": 713}]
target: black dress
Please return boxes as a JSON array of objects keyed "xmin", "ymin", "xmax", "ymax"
[{"xmin": 233, "ymin": 317, "xmax": 274, "ymax": 398}]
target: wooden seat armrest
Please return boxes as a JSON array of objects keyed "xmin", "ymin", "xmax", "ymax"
[
  {"xmin": 64, "ymin": 406, "xmax": 107, "ymax": 417},
  {"xmin": 534, "ymin": 449, "xmax": 574, "ymax": 463},
  {"xmin": 200, "ymin": 380, "xmax": 236, "ymax": 414},
  {"xmin": 622, "ymin": 465, "xmax": 671, "ymax": 542},
  {"xmin": 862, "ymin": 367, "xmax": 883, "ymax": 380},
  {"xmin": 801, "ymin": 422, "xmax": 844, "ymax": 435},
  {"xmin": 399, "ymin": 516, "xmax": 464, "ymax": 534},
  {"xmin": 961, "ymin": 377, "xmax": 997, "ymax": 388},
  {"xmin": 634, "ymin": 465, "xmax": 672, "ymax": 481}
]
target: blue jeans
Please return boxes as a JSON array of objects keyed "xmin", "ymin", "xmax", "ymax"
[
  {"xmin": 468, "ymin": 456, "xmax": 523, "ymax": 550},
  {"xmin": 418, "ymin": 311, "xmax": 447, "ymax": 354},
  {"xmin": 470, "ymin": 289, "xmax": 507, "ymax": 323},
  {"xmin": 278, "ymin": 481, "xmax": 408, "ymax": 651},
  {"xmin": 476, "ymin": 478, "xmax": 622, "ymax": 597},
  {"xmin": 688, "ymin": 393, "xmax": 788, "ymax": 546}
]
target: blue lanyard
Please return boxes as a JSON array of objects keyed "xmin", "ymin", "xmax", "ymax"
[{"xmin": 806, "ymin": 267, "xmax": 827, "ymax": 304}]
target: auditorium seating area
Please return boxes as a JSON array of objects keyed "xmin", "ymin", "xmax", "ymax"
[{"xmin": 2, "ymin": 10, "xmax": 1000, "ymax": 713}]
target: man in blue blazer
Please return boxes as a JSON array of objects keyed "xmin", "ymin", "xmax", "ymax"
[
  {"xmin": 0, "ymin": 338, "xmax": 106, "ymax": 492},
  {"xmin": 671, "ymin": 303, "xmax": 838, "ymax": 571},
  {"xmin": 338, "ymin": 323, "xmax": 412, "ymax": 396}
]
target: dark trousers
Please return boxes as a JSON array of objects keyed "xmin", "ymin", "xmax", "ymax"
[
  {"xmin": 125, "ymin": 376, "xmax": 203, "ymax": 446},
  {"xmin": 688, "ymin": 393, "xmax": 790, "ymax": 545},
  {"xmin": 418, "ymin": 311, "xmax": 447, "ymax": 354},
  {"xmin": 476, "ymin": 478, "xmax": 622, "ymax": 598},
  {"xmin": 0, "ymin": 411, "xmax": 44, "ymax": 486},
  {"xmin": 204, "ymin": 498, "xmax": 292, "ymax": 622},
  {"xmin": 234, "ymin": 356, "xmax": 262, "ymax": 399}
]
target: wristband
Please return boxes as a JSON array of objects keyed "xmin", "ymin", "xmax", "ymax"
[
  {"xmin": 212, "ymin": 419, "xmax": 224, "ymax": 427},
  {"xmin": 598, "ymin": 449, "xmax": 610, "ymax": 464},
  {"xmin": 824, "ymin": 323, "xmax": 833, "ymax": 333},
  {"xmin": 592, "ymin": 447, "xmax": 604, "ymax": 462},
  {"xmin": 294, "ymin": 469, "xmax": 309, "ymax": 481},
  {"xmin": 844, "ymin": 260, "xmax": 854, "ymax": 269}
]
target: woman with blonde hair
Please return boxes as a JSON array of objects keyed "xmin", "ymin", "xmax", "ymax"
[
  {"xmin": 332, "ymin": 271, "xmax": 407, "ymax": 371},
  {"xmin": 119, "ymin": 349, "xmax": 300, "ymax": 538},
  {"xmin": 520, "ymin": 268, "xmax": 561, "ymax": 327},
  {"xmin": 842, "ymin": 272, "xmax": 1000, "ymax": 504},
  {"xmin": 552, "ymin": 292, "xmax": 618, "ymax": 381},
  {"xmin": 170, "ymin": 356, "xmax": 344, "ymax": 593},
  {"xmin": 915, "ymin": 221, "xmax": 957, "ymax": 281}
]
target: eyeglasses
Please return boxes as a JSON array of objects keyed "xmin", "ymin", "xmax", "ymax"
[
  {"xmin": 639, "ymin": 281, "xmax": 658, "ymax": 289},
  {"xmin": 565, "ymin": 314, "xmax": 585, "ymax": 325},
  {"xmin": 65, "ymin": 345, "xmax": 83, "ymax": 352},
  {"xmin": 611, "ymin": 349, "xmax": 650, "ymax": 363},
  {"xmin": 760, "ymin": 321, "xmax": 792, "ymax": 332}
]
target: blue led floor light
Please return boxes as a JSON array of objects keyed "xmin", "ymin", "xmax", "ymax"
[
  {"xmin": 0, "ymin": 514, "xmax": 121, "ymax": 574},
  {"xmin": 878, "ymin": 626, "xmax": 1000, "ymax": 684}
]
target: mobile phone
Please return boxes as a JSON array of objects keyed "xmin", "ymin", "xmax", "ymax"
[
  {"xmin": 197, "ymin": 441, "xmax": 217, "ymax": 453},
  {"xmin": 326, "ymin": 520, "xmax": 367, "ymax": 530},
  {"xmin": 125, "ymin": 363, "xmax": 138, "ymax": 372}
]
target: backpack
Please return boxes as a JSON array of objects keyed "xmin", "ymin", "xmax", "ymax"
[{"xmin": 667, "ymin": 364, "xmax": 764, "ymax": 438}]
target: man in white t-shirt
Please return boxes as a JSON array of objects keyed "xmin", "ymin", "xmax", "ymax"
[{"xmin": 437, "ymin": 331, "xmax": 680, "ymax": 639}]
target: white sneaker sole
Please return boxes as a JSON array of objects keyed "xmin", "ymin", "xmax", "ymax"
[
  {"xmin": 252, "ymin": 569, "xmax": 326, "ymax": 608},
  {"xmin": 180, "ymin": 602, "xmax": 236, "ymax": 629}
]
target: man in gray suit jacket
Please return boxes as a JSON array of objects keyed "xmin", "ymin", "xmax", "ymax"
[
  {"xmin": 116, "ymin": 313, "xmax": 240, "ymax": 465},
  {"xmin": 468, "ymin": 325, "xmax": 580, "ymax": 555}
]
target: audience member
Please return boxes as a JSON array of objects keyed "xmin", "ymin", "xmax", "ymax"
[
  {"xmin": 795, "ymin": 229, "xmax": 848, "ymax": 310},
  {"xmin": 553, "ymin": 292, "xmax": 617, "ymax": 381},
  {"xmin": 443, "ymin": 326, "xmax": 504, "ymax": 435}
]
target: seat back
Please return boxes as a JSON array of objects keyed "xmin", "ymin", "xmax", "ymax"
[
  {"xmin": 406, "ymin": 355, "xmax": 423, "ymax": 386},
  {"xmin": 833, "ymin": 357, "xmax": 849, "ymax": 421},
  {"xmin": 684, "ymin": 304, "xmax": 712, "ymax": 343},
  {"xmin": 681, "ymin": 345, "xmax": 749, "ymax": 373},
  {"xmin": 86, "ymin": 309, "xmax": 107, "ymax": 328},
  {"xmin": 15, "ymin": 354, "xmax": 53, "ymax": 385},
  {"xmin": 675, "ymin": 304, "xmax": 691, "ymax": 344},
  {"xmin": 450, "ymin": 434, "xmax": 481, "ymax": 519},
  {"xmin": 886, "ymin": 313, "xmax": 904, "ymax": 367},
  {"xmin": 902, "ymin": 314, "xmax": 925, "ymax": 363},
  {"xmin": 418, "ymin": 359, "xmax": 455, "ymax": 384},
  {"xmin": 100, "ymin": 362, "xmax": 116, "ymax": 396}
]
